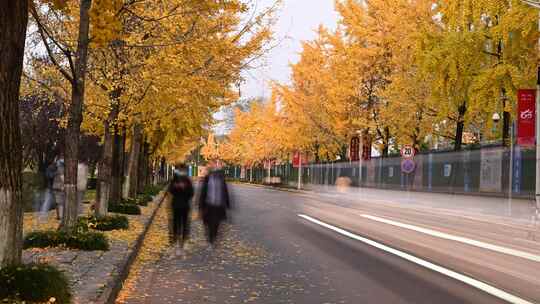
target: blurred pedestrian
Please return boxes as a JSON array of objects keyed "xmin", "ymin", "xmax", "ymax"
[
  {"xmin": 52, "ymin": 159, "xmax": 65, "ymax": 220},
  {"xmin": 168, "ymin": 166, "xmax": 194, "ymax": 255},
  {"xmin": 36, "ymin": 161, "xmax": 57, "ymax": 223},
  {"xmin": 77, "ymin": 161, "xmax": 89, "ymax": 215},
  {"xmin": 336, "ymin": 176, "xmax": 352, "ymax": 193},
  {"xmin": 199, "ymin": 160, "xmax": 230, "ymax": 249}
]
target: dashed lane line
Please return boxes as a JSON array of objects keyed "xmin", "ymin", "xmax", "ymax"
[
  {"xmin": 360, "ymin": 214, "xmax": 540, "ymax": 263},
  {"xmin": 298, "ymin": 214, "xmax": 534, "ymax": 304}
]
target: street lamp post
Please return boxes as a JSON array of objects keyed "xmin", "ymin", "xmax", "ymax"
[
  {"xmin": 356, "ymin": 130, "xmax": 363, "ymax": 188},
  {"xmin": 492, "ymin": 112, "xmax": 501, "ymax": 138}
]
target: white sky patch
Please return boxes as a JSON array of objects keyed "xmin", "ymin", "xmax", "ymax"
[{"xmin": 240, "ymin": 0, "xmax": 339, "ymax": 100}]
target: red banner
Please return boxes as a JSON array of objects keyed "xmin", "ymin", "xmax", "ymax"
[
  {"xmin": 517, "ymin": 89, "xmax": 536, "ymax": 147},
  {"xmin": 350, "ymin": 136, "xmax": 360, "ymax": 161},
  {"xmin": 292, "ymin": 151, "xmax": 308, "ymax": 168},
  {"xmin": 263, "ymin": 160, "xmax": 272, "ymax": 170},
  {"xmin": 362, "ymin": 135, "xmax": 372, "ymax": 161}
]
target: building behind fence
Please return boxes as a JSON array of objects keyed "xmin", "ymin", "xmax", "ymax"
[{"xmin": 224, "ymin": 146, "xmax": 536, "ymax": 199}]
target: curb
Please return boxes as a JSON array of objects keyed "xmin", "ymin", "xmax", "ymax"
[
  {"xmin": 96, "ymin": 190, "xmax": 167, "ymax": 304},
  {"xmin": 231, "ymin": 181, "xmax": 309, "ymax": 194}
]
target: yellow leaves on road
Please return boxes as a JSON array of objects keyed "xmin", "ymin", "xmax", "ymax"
[{"xmin": 116, "ymin": 199, "xmax": 170, "ymax": 303}]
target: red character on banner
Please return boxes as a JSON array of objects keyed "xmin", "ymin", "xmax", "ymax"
[
  {"xmin": 292, "ymin": 151, "xmax": 308, "ymax": 168},
  {"xmin": 517, "ymin": 89, "xmax": 536, "ymax": 147}
]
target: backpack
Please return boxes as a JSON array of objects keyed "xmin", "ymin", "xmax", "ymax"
[{"xmin": 206, "ymin": 174, "xmax": 225, "ymax": 207}]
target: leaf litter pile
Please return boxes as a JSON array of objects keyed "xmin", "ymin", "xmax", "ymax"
[{"xmin": 116, "ymin": 201, "xmax": 310, "ymax": 304}]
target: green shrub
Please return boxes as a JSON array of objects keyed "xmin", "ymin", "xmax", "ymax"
[
  {"xmin": 83, "ymin": 189, "xmax": 96, "ymax": 204},
  {"xmin": 117, "ymin": 197, "xmax": 148, "ymax": 207},
  {"xmin": 24, "ymin": 230, "xmax": 109, "ymax": 251},
  {"xmin": 108, "ymin": 203, "xmax": 141, "ymax": 215},
  {"xmin": 122, "ymin": 197, "xmax": 138, "ymax": 205},
  {"xmin": 77, "ymin": 215, "xmax": 129, "ymax": 231},
  {"xmin": 0, "ymin": 263, "xmax": 71, "ymax": 304},
  {"xmin": 141, "ymin": 184, "xmax": 161, "ymax": 196},
  {"xmin": 137, "ymin": 194, "xmax": 153, "ymax": 206}
]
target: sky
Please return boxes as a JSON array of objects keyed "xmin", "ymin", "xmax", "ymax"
[{"xmin": 240, "ymin": 0, "xmax": 339, "ymax": 100}]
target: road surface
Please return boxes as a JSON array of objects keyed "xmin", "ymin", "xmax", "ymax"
[{"xmin": 118, "ymin": 183, "xmax": 540, "ymax": 304}]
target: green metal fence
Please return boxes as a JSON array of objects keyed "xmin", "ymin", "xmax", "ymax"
[{"xmin": 225, "ymin": 146, "xmax": 536, "ymax": 199}]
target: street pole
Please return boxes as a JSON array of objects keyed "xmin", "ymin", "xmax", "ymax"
[
  {"xmin": 359, "ymin": 135, "xmax": 363, "ymax": 188},
  {"xmin": 509, "ymin": 121, "xmax": 515, "ymax": 216},
  {"xmin": 536, "ymin": 67, "xmax": 540, "ymax": 211},
  {"xmin": 522, "ymin": 0, "xmax": 540, "ymax": 217},
  {"xmin": 298, "ymin": 152, "xmax": 302, "ymax": 190}
]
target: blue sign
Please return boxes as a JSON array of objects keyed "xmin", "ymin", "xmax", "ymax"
[
  {"xmin": 401, "ymin": 159, "xmax": 416, "ymax": 174},
  {"xmin": 463, "ymin": 151, "xmax": 471, "ymax": 192},
  {"xmin": 428, "ymin": 154, "xmax": 433, "ymax": 190},
  {"xmin": 513, "ymin": 147, "xmax": 522, "ymax": 194}
]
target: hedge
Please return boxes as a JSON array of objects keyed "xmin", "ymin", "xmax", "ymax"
[
  {"xmin": 0, "ymin": 263, "xmax": 71, "ymax": 304},
  {"xmin": 24, "ymin": 230, "xmax": 109, "ymax": 251}
]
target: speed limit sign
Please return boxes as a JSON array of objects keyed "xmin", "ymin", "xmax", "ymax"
[{"xmin": 400, "ymin": 145, "xmax": 416, "ymax": 159}]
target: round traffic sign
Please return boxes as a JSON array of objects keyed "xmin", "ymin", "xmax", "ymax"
[
  {"xmin": 401, "ymin": 159, "xmax": 416, "ymax": 174},
  {"xmin": 400, "ymin": 145, "xmax": 416, "ymax": 159}
]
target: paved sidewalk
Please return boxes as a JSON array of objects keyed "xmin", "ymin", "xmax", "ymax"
[{"xmin": 23, "ymin": 192, "xmax": 165, "ymax": 303}]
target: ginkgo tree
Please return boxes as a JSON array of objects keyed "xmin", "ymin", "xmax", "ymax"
[
  {"xmin": 26, "ymin": 0, "xmax": 127, "ymax": 230},
  {"xmin": 217, "ymin": 98, "xmax": 285, "ymax": 169},
  {"xmin": 79, "ymin": 0, "xmax": 277, "ymax": 216},
  {"xmin": 222, "ymin": 0, "xmax": 540, "ymax": 170},
  {"xmin": 8, "ymin": 0, "xmax": 277, "ymax": 253}
]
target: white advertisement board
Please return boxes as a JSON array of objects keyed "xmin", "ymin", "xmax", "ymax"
[{"xmin": 480, "ymin": 149, "xmax": 502, "ymax": 193}]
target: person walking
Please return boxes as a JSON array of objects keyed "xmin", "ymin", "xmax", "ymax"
[
  {"xmin": 199, "ymin": 161, "xmax": 230, "ymax": 249},
  {"xmin": 77, "ymin": 161, "xmax": 89, "ymax": 215},
  {"xmin": 168, "ymin": 167, "xmax": 194, "ymax": 255},
  {"xmin": 37, "ymin": 161, "xmax": 57, "ymax": 223},
  {"xmin": 52, "ymin": 159, "xmax": 65, "ymax": 220}
]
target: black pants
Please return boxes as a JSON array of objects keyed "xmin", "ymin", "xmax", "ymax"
[
  {"xmin": 172, "ymin": 207, "xmax": 190, "ymax": 245},
  {"xmin": 203, "ymin": 206, "xmax": 225, "ymax": 244},
  {"xmin": 207, "ymin": 219, "xmax": 221, "ymax": 244}
]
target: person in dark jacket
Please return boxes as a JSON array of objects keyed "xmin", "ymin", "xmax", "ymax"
[
  {"xmin": 168, "ymin": 168, "xmax": 194, "ymax": 253},
  {"xmin": 199, "ymin": 162, "xmax": 230, "ymax": 248}
]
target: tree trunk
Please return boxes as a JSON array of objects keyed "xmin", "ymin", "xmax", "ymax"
[
  {"xmin": 382, "ymin": 127, "xmax": 390, "ymax": 158},
  {"xmin": 160, "ymin": 157, "xmax": 166, "ymax": 182},
  {"xmin": 95, "ymin": 89, "xmax": 120, "ymax": 216},
  {"xmin": 454, "ymin": 102, "xmax": 467, "ymax": 151},
  {"xmin": 37, "ymin": 159, "xmax": 48, "ymax": 190},
  {"xmin": 313, "ymin": 142, "xmax": 320, "ymax": 163},
  {"xmin": 96, "ymin": 120, "xmax": 114, "ymax": 216},
  {"xmin": 138, "ymin": 142, "xmax": 149, "ymax": 194},
  {"xmin": 340, "ymin": 145, "xmax": 348, "ymax": 162},
  {"xmin": 0, "ymin": 0, "xmax": 28, "ymax": 267},
  {"xmin": 125, "ymin": 123, "xmax": 143, "ymax": 198},
  {"xmin": 110, "ymin": 127, "xmax": 123, "ymax": 204},
  {"xmin": 502, "ymin": 90, "xmax": 510, "ymax": 147},
  {"xmin": 61, "ymin": 0, "xmax": 92, "ymax": 232}
]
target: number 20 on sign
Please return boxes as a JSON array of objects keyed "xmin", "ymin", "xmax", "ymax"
[{"xmin": 400, "ymin": 145, "xmax": 416, "ymax": 159}]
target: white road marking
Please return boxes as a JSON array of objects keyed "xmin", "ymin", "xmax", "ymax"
[
  {"xmin": 298, "ymin": 214, "xmax": 534, "ymax": 304},
  {"xmin": 360, "ymin": 214, "xmax": 540, "ymax": 263}
]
